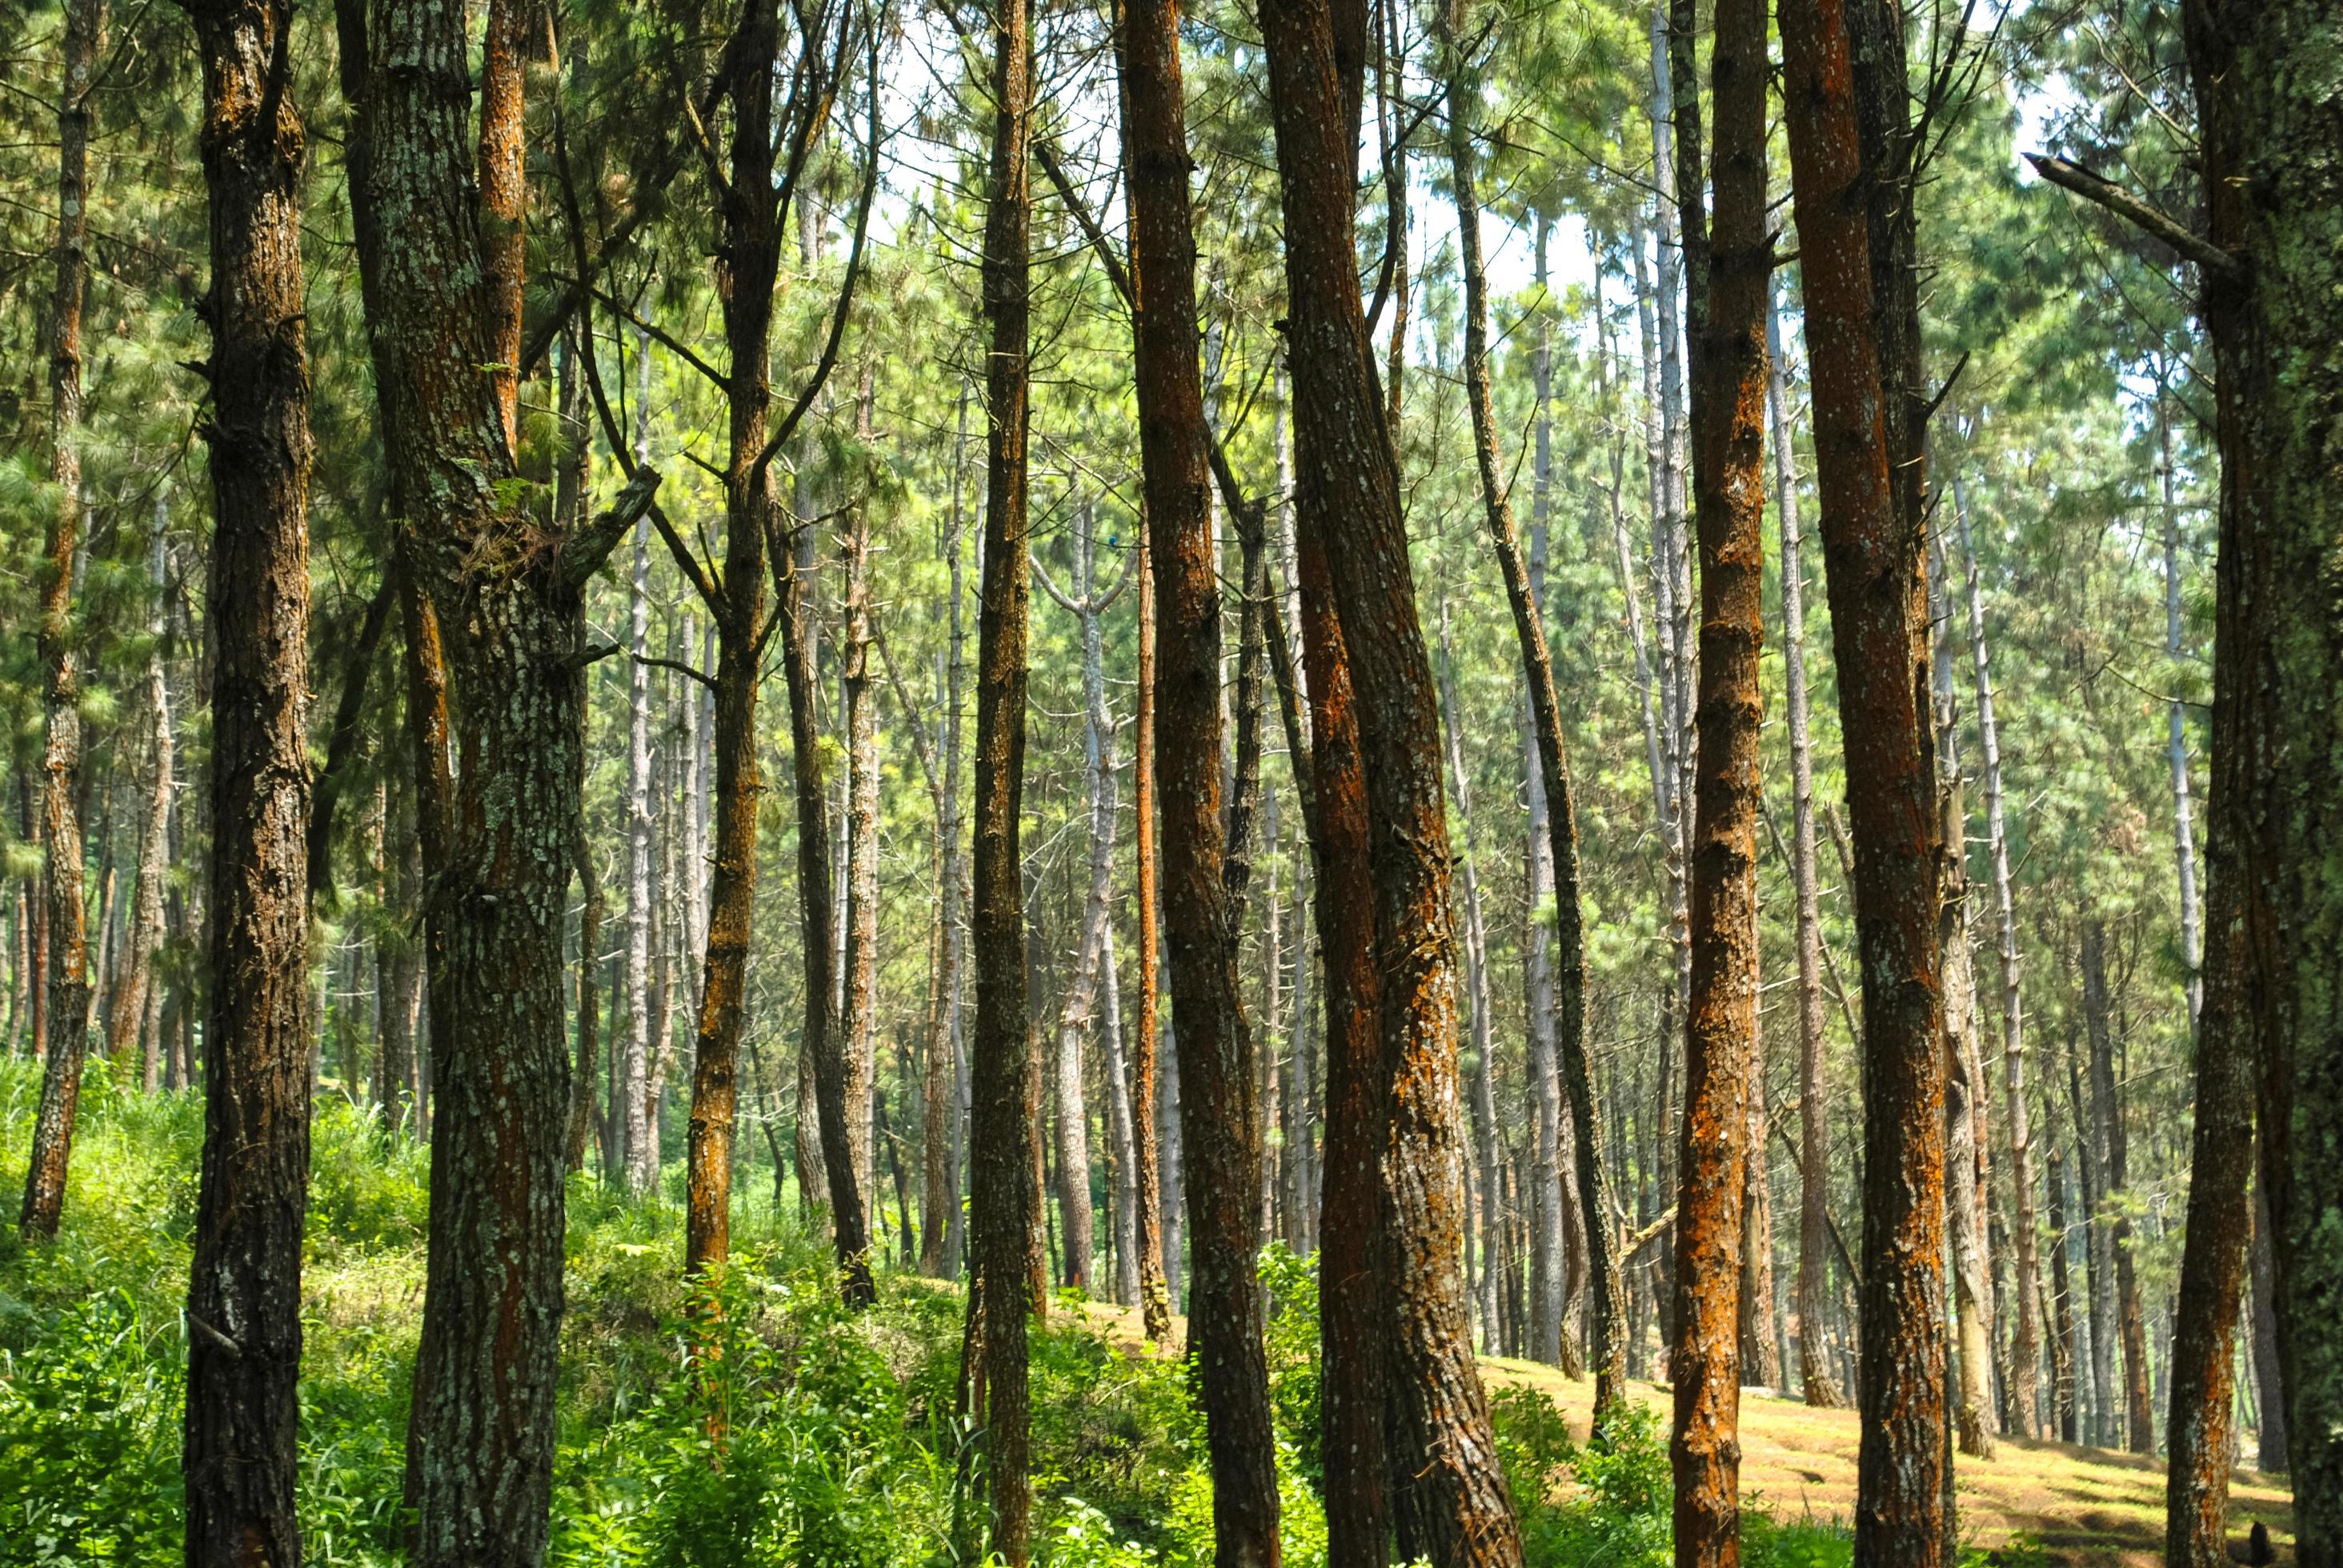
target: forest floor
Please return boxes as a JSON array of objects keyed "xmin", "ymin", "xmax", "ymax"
[
  {"xmin": 1077, "ymin": 1300, "xmax": 2297, "ymax": 1566},
  {"xmin": 0, "ymin": 1066, "xmax": 2297, "ymax": 1567}
]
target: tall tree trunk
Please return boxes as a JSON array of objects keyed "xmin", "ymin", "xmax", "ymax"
[
  {"xmin": 1954, "ymin": 474, "xmax": 2041, "ymax": 1437},
  {"xmin": 2079, "ymin": 919, "xmax": 2153, "ymax": 1452},
  {"xmin": 2069, "ymin": 1023, "xmax": 2117, "ymax": 1447},
  {"xmin": 2086, "ymin": 922, "xmax": 2153, "ymax": 1454},
  {"xmin": 18, "ymin": 0, "xmax": 101, "ymax": 1243},
  {"xmin": 969, "ymin": 0, "xmax": 1036, "ymax": 1551},
  {"xmin": 2155, "ymin": 401, "xmax": 2205, "ymax": 1031},
  {"xmin": 342, "ymin": 0, "xmax": 662, "ymax": 1550},
  {"xmin": 1438, "ymin": 2, "xmax": 1619, "ymax": 1418},
  {"xmin": 569, "ymin": 816, "xmax": 605, "ymax": 1173},
  {"xmin": 2179, "ymin": 0, "xmax": 2341, "ymax": 1538},
  {"xmin": 769, "ymin": 278, "xmax": 873, "ymax": 1293},
  {"xmin": 2047, "ymin": 1142, "xmax": 2079, "ymax": 1442},
  {"xmin": 843, "ymin": 445, "xmax": 881, "ymax": 1219},
  {"xmin": 382, "ymin": 779, "xmax": 425, "ymax": 1138},
  {"xmin": 1100, "ymin": 925, "xmax": 1139, "ymax": 1303},
  {"xmin": 558, "ymin": 334, "xmax": 604, "ymax": 1176},
  {"xmin": 937, "ymin": 383, "xmax": 974, "ymax": 1282},
  {"xmin": 1281, "ymin": 849, "xmax": 1315, "ymax": 1259},
  {"xmin": 1293, "ymin": 454, "xmax": 1390, "ymax": 1568},
  {"xmin": 177, "ymin": 0, "xmax": 314, "ymax": 1550},
  {"xmin": 1778, "ymin": 0, "xmax": 1950, "ymax": 1552},
  {"xmin": 2165, "ymin": 486, "xmax": 2262, "ymax": 1565},
  {"xmin": 1661, "ymin": 0, "xmax": 1771, "ymax": 1544},
  {"xmin": 2248, "ymin": 1188, "xmax": 2287, "ymax": 1473},
  {"xmin": 1131, "ymin": 490, "xmax": 1172, "ymax": 1340},
  {"xmin": 1931, "ymin": 531, "xmax": 1997, "ymax": 1462},
  {"xmin": 1647, "ymin": 18, "xmax": 1696, "ymax": 1050},
  {"xmin": 1035, "ymin": 500, "xmax": 1119, "ymax": 1298},
  {"xmin": 116, "ymin": 514, "xmax": 173, "ymax": 1087},
  {"xmin": 686, "ymin": 63, "xmax": 864, "ymax": 1249},
  {"xmin": 1117, "ymin": 0, "xmax": 1279, "ymax": 1555},
  {"xmin": 624, "ymin": 523, "xmax": 658, "ymax": 1190},
  {"xmin": 1262, "ymin": 0, "xmax": 1522, "ymax": 1556},
  {"xmin": 1522, "ymin": 221, "xmax": 1568, "ymax": 1371},
  {"xmin": 1260, "ymin": 788, "xmax": 1285, "ymax": 1258},
  {"xmin": 1436, "ymin": 609, "xmax": 1501, "ymax": 1355}
]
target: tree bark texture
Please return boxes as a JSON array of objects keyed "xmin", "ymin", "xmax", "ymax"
[
  {"xmin": 775, "ymin": 417, "xmax": 874, "ymax": 1299},
  {"xmin": 345, "ymin": 0, "xmax": 662, "ymax": 1550},
  {"xmin": 178, "ymin": 2, "xmax": 315, "ymax": 1555},
  {"xmin": 1522, "ymin": 222, "xmax": 1570, "ymax": 1370},
  {"xmin": 1664, "ymin": 0, "xmax": 1770, "ymax": 1547},
  {"xmin": 1928, "ymin": 537, "xmax": 1997, "ymax": 1463},
  {"xmin": 1260, "ymin": 0, "xmax": 1520, "ymax": 1557},
  {"xmin": 623, "ymin": 514, "xmax": 656, "ymax": 1192},
  {"xmin": 970, "ymin": 0, "xmax": 1036, "ymax": 1551},
  {"xmin": 19, "ymin": 0, "xmax": 101, "ymax": 1245},
  {"xmin": 1778, "ymin": 0, "xmax": 1951, "ymax": 1553},
  {"xmin": 843, "ymin": 477, "xmax": 881, "ymax": 1226},
  {"xmin": 2179, "ymin": 0, "xmax": 2343, "ymax": 1546},
  {"xmin": 1118, "ymin": 0, "xmax": 1280, "ymax": 1554}
]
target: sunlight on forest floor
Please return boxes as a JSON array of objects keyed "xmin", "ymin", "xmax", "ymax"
[{"xmin": 1072, "ymin": 1298, "xmax": 2297, "ymax": 1566}]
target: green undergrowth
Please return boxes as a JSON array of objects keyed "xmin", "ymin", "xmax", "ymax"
[{"xmin": 2, "ymin": 1060, "xmax": 1857, "ymax": 1566}]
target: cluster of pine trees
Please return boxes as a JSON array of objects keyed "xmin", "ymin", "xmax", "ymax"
[{"xmin": 0, "ymin": 0, "xmax": 2335, "ymax": 1561}]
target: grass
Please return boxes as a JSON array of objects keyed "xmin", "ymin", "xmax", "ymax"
[
  {"xmin": 1075, "ymin": 1294, "xmax": 2296, "ymax": 1566},
  {"xmin": 0, "ymin": 1058, "xmax": 2297, "ymax": 1566}
]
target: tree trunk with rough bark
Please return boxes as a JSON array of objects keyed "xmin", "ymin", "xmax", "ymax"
[
  {"xmin": 177, "ymin": 2, "xmax": 314, "ymax": 1550},
  {"xmin": 1118, "ymin": 0, "xmax": 1280, "ymax": 1554},
  {"xmin": 1262, "ymin": 0, "xmax": 1521, "ymax": 1556},
  {"xmin": 1663, "ymin": 0, "xmax": 1771, "ymax": 1545},
  {"xmin": 342, "ymin": 0, "xmax": 663, "ymax": 1548},
  {"xmin": 1523, "ymin": 218, "xmax": 1568, "ymax": 1371},
  {"xmin": 1779, "ymin": 0, "xmax": 1950, "ymax": 1550},
  {"xmin": 2179, "ymin": 0, "xmax": 2343, "ymax": 1540},
  {"xmin": 18, "ymin": 0, "xmax": 100, "ymax": 1244},
  {"xmin": 969, "ymin": 0, "xmax": 1036, "ymax": 1551},
  {"xmin": 622, "ymin": 508, "xmax": 656, "ymax": 1192},
  {"xmin": 2165, "ymin": 578, "xmax": 2261, "ymax": 1565},
  {"xmin": 2080, "ymin": 918, "xmax": 2152, "ymax": 1453},
  {"xmin": 2047, "ymin": 1142, "xmax": 2079, "ymax": 1443},
  {"xmin": 2248, "ymin": 1188, "xmax": 2286, "ymax": 1474},
  {"xmin": 937, "ymin": 385, "xmax": 973, "ymax": 1282}
]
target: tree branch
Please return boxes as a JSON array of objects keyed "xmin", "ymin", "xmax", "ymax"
[
  {"xmin": 559, "ymin": 465, "xmax": 666, "ymax": 593},
  {"xmin": 2026, "ymin": 154, "xmax": 2243, "ymax": 283},
  {"xmin": 749, "ymin": 21, "xmax": 882, "ymax": 492}
]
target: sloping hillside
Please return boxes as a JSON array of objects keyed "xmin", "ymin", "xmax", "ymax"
[{"xmin": 1080, "ymin": 1300, "xmax": 2295, "ymax": 1566}]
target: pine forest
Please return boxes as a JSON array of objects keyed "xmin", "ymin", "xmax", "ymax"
[{"xmin": 0, "ymin": 0, "xmax": 2335, "ymax": 1562}]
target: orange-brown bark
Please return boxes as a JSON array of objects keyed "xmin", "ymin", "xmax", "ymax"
[{"xmin": 1778, "ymin": 0, "xmax": 1950, "ymax": 1554}]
